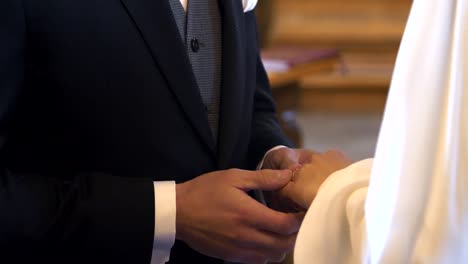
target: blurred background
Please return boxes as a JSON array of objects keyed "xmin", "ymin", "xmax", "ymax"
[{"xmin": 256, "ymin": 0, "xmax": 412, "ymax": 162}]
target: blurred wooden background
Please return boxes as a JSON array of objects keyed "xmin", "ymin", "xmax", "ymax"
[
  {"xmin": 258, "ymin": 0, "xmax": 410, "ymax": 49},
  {"xmin": 257, "ymin": 0, "xmax": 412, "ymax": 112},
  {"xmin": 256, "ymin": 0, "xmax": 412, "ymax": 149}
]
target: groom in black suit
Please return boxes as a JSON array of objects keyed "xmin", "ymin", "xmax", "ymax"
[{"xmin": 0, "ymin": 0, "xmax": 315, "ymax": 263}]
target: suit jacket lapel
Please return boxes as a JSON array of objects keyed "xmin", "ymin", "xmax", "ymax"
[
  {"xmin": 217, "ymin": 0, "xmax": 247, "ymax": 168},
  {"xmin": 120, "ymin": 0, "xmax": 216, "ymax": 155}
]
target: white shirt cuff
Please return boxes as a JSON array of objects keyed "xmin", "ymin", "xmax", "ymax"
[{"xmin": 151, "ymin": 181, "xmax": 176, "ymax": 264}]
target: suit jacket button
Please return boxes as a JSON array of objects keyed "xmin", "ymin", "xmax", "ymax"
[{"xmin": 191, "ymin": 38, "xmax": 200, "ymax": 52}]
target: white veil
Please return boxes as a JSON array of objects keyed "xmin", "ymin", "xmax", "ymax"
[{"xmin": 365, "ymin": 0, "xmax": 468, "ymax": 262}]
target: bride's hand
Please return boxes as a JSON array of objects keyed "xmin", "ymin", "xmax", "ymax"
[{"xmin": 279, "ymin": 150, "xmax": 352, "ymax": 210}]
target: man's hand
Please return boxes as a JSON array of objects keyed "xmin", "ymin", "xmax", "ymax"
[
  {"xmin": 262, "ymin": 147, "xmax": 315, "ymax": 172},
  {"xmin": 176, "ymin": 169, "xmax": 304, "ymax": 264},
  {"xmin": 262, "ymin": 148, "xmax": 351, "ymax": 212},
  {"xmin": 280, "ymin": 150, "xmax": 352, "ymax": 210},
  {"xmin": 261, "ymin": 147, "xmax": 315, "ymax": 212}
]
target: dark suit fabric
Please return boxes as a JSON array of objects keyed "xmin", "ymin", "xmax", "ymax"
[{"xmin": 0, "ymin": 0, "xmax": 291, "ymax": 263}]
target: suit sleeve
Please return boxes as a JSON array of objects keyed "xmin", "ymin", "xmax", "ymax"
[
  {"xmin": 0, "ymin": 1, "xmax": 154, "ymax": 263},
  {"xmin": 246, "ymin": 11, "xmax": 293, "ymax": 168}
]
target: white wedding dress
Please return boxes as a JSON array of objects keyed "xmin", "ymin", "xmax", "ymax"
[{"xmin": 294, "ymin": 0, "xmax": 468, "ymax": 263}]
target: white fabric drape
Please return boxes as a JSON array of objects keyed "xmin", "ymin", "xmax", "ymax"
[{"xmin": 294, "ymin": 0, "xmax": 468, "ymax": 263}]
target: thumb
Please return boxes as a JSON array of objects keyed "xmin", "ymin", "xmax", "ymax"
[
  {"xmin": 273, "ymin": 148, "xmax": 300, "ymax": 170},
  {"xmin": 236, "ymin": 169, "xmax": 292, "ymax": 191}
]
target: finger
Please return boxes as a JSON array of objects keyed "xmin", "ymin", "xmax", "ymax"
[
  {"xmin": 243, "ymin": 200, "xmax": 304, "ymax": 235},
  {"xmin": 298, "ymin": 149, "xmax": 316, "ymax": 164},
  {"xmin": 235, "ymin": 169, "xmax": 292, "ymax": 192},
  {"xmin": 241, "ymin": 249, "xmax": 286, "ymax": 264},
  {"xmin": 238, "ymin": 229, "xmax": 297, "ymax": 255},
  {"xmin": 284, "ymin": 162, "xmax": 301, "ymax": 171},
  {"xmin": 281, "ymin": 149, "xmax": 316, "ymax": 170},
  {"xmin": 279, "ymin": 150, "xmax": 300, "ymax": 170},
  {"xmin": 291, "ymin": 165, "xmax": 302, "ymax": 181},
  {"xmin": 233, "ymin": 249, "xmax": 269, "ymax": 264},
  {"xmin": 280, "ymin": 178, "xmax": 313, "ymax": 210},
  {"xmin": 223, "ymin": 227, "xmax": 296, "ymax": 264},
  {"xmin": 252, "ymin": 233, "xmax": 295, "ymax": 263},
  {"xmin": 236, "ymin": 247, "xmax": 288, "ymax": 264}
]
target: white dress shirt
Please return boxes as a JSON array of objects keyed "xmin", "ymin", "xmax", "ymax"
[
  {"xmin": 151, "ymin": 2, "xmax": 264, "ymax": 263},
  {"xmin": 179, "ymin": 0, "xmax": 187, "ymax": 11}
]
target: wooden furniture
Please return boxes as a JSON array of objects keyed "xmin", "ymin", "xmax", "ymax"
[
  {"xmin": 257, "ymin": 0, "xmax": 412, "ymax": 116},
  {"xmin": 267, "ymin": 55, "xmax": 340, "ymax": 147},
  {"xmin": 261, "ymin": 0, "xmax": 411, "ymax": 51},
  {"xmin": 299, "ymin": 52, "xmax": 396, "ymax": 113},
  {"xmin": 267, "ymin": 55, "xmax": 339, "ymax": 89}
]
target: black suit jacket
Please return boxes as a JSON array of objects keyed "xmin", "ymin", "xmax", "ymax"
[{"xmin": 0, "ymin": 0, "xmax": 291, "ymax": 263}]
